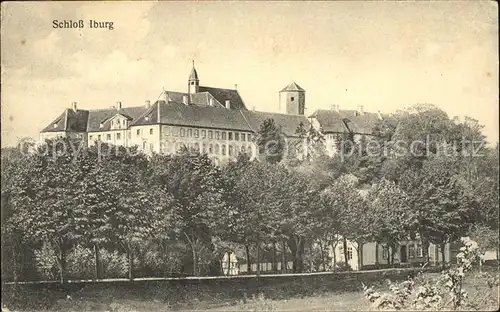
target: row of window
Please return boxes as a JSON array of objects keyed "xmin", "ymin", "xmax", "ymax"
[
  {"xmin": 89, "ymin": 133, "xmax": 122, "ymax": 141},
  {"xmin": 381, "ymin": 244, "xmax": 423, "ymax": 260},
  {"xmin": 110, "ymin": 119, "xmax": 127, "ymax": 129},
  {"xmin": 164, "ymin": 126, "xmax": 252, "ymax": 142},
  {"xmin": 142, "ymin": 142, "xmax": 253, "ymax": 157}
]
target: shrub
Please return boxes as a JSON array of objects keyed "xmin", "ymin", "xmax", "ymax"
[
  {"xmin": 100, "ymin": 249, "xmax": 128, "ymax": 279},
  {"xmin": 362, "ymin": 237, "xmax": 500, "ymax": 311},
  {"xmin": 34, "ymin": 242, "xmax": 58, "ymax": 280}
]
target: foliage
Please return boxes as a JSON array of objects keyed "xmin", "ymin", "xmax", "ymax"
[
  {"xmin": 363, "ymin": 237, "xmax": 499, "ymax": 311},
  {"xmin": 255, "ymin": 118, "xmax": 286, "ymax": 164}
]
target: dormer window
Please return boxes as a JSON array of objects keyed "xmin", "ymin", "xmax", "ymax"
[
  {"xmin": 99, "ymin": 123, "xmax": 104, "ymax": 129},
  {"xmin": 53, "ymin": 123, "xmax": 58, "ymax": 128}
]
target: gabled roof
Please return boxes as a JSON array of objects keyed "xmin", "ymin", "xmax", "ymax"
[
  {"xmin": 309, "ymin": 109, "xmax": 381, "ymax": 134},
  {"xmin": 241, "ymin": 110, "xmax": 309, "ymax": 137},
  {"xmin": 198, "ymin": 86, "xmax": 247, "ymax": 111},
  {"xmin": 86, "ymin": 106, "xmax": 146, "ymax": 132},
  {"xmin": 280, "ymin": 81, "xmax": 305, "ymax": 92},
  {"xmin": 41, "ymin": 109, "xmax": 88, "ymax": 133},
  {"xmin": 308, "ymin": 110, "xmax": 349, "ymax": 133}
]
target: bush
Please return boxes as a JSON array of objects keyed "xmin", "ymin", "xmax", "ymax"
[
  {"xmin": 100, "ymin": 249, "xmax": 128, "ymax": 279},
  {"xmin": 34, "ymin": 242, "xmax": 58, "ymax": 280},
  {"xmin": 362, "ymin": 237, "xmax": 500, "ymax": 311},
  {"xmin": 67, "ymin": 245, "xmax": 95, "ymax": 280}
]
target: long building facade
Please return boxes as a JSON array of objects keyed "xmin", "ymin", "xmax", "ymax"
[{"xmin": 40, "ymin": 64, "xmax": 381, "ymax": 163}]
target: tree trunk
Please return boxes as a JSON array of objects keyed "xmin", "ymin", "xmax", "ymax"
[
  {"xmin": 12, "ymin": 244, "xmax": 18, "ymax": 284},
  {"xmin": 375, "ymin": 242, "xmax": 379, "ymax": 266},
  {"xmin": 440, "ymin": 243, "xmax": 446, "ymax": 268},
  {"xmin": 295, "ymin": 237, "xmax": 304, "ymax": 273},
  {"xmin": 282, "ymin": 240, "xmax": 287, "ymax": 273},
  {"xmin": 357, "ymin": 242, "xmax": 363, "ymax": 271},
  {"xmin": 272, "ymin": 242, "xmax": 277, "ymax": 272},
  {"xmin": 192, "ymin": 244, "xmax": 197, "ymax": 276},
  {"xmin": 343, "ymin": 237, "xmax": 349, "ymax": 268},
  {"xmin": 245, "ymin": 244, "xmax": 251, "ymax": 273},
  {"xmin": 332, "ymin": 241, "xmax": 337, "ymax": 273},
  {"xmin": 256, "ymin": 239, "xmax": 260, "ymax": 277},
  {"xmin": 58, "ymin": 246, "xmax": 67, "ymax": 284},
  {"xmin": 94, "ymin": 243, "xmax": 100, "ymax": 281},
  {"xmin": 389, "ymin": 245, "xmax": 395, "ymax": 266},
  {"xmin": 227, "ymin": 250, "xmax": 231, "ymax": 276},
  {"xmin": 287, "ymin": 239, "xmax": 298, "ymax": 272},
  {"xmin": 127, "ymin": 242, "xmax": 134, "ymax": 281}
]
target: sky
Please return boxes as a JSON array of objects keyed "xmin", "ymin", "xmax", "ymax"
[{"xmin": 1, "ymin": 1, "xmax": 498, "ymax": 147}]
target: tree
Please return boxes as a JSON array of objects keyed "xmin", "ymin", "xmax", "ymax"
[
  {"xmin": 255, "ymin": 118, "xmax": 286, "ymax": 164},
  {"xmin": 149, "ymin": 148, "xmax": 225, "ymax": 276},
  {"xmin": 8, "ymin": 138, "xmax": 86, "ymax": 283},
  {"xmin": 368, "ymin": 179, "xmax": 413, "ymax": 265},
  {"xmin": 400, "ymin": 155, "xmax": 480, "ymax": 265}
]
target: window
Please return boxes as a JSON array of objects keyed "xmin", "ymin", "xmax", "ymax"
[
  {"xmin": 215, "ymin": 131, "xmax": 220, "ymax": 139},
  {"xmin": 136, "ymin": 129, "xmax": 140, "ymax": 136},
  {"xmin": 409, "ymin": 245, "xmax": 416, "ymax": 259},
  {"xmin": 228, "ymin": 132, "xmax": 233, "ymax": 140},
  {"xmin": 228, "ymin": 145, "xmax": 233, "ymax": 156},
  {"xmin": 188, "ymin": 129, "xmax": 192, "ymax": 137},
  {"xmin": 416, "ymin": 244, "xmax": 423, "ymax": 258},
  {"xmin": 214, "ymin": 144, "xmax": 220, "ymax": 154},
  {"xmin": 202, "ymin": 143, "xmax": 206, "ymax": 153},
  {"xmin": 180, "ymin": 128, "xmax": 185, "ymax": 137},
  {"xmin": 208, "ymin": 130, "xmax": 213, "ymax": 139},
  {"xmin": 106, "ymin": 134, "xmax": 111, "ymax": 140},
  {"xmin": 89, "ymin": 135, "xmax": 93, "ymax": 140},
  {"xmin": 201, "ymin": 130, "xmax": 206, "ymax": 138},
  {"xmin": 143, "ymin": 141, "xmax": 147, "ymax": 150},
  {"xmin": 116, "ymin": 133, "xmax": 121, "ymax": 140},
  {"xmin": 149, "ymin": 143, "xmax": 154, "ymax": 151},
  {"xmin": 150, "ymin": 128, "xmax": 153, "ymax": 135},
  {"xmin": 164, "ymin": 126, "xmax": 170, "ymax": 136},
  {"xmin": 291, "ymin": 96, "xmax": 295, "ymax": 101},
  {"xmin": 235, "ymin": 133, "xmax": 240, "ymax": 141},
  {"xmin": 222, "ymin": 144, "xmax": 226, "ymax": 155},
  {"xmin": 247, "ymin": 145, "xmax": 252, "ymax": 154},
  {"xmin": 347, "ymin": 247, "xmax": 353, "ymax": 261},
  {"xmin": 98, "ymin": 135, "xmax": 101, "ymax": 140},
  {"xmin": 242, "ymin": 133, "xmax": 246, "ymax": 141},
  {"xmin": 209, "ymin": 144, "xmax": 213, "ymax": 154},
  {"xmin": 247, "ymin": 134, "xmax": 252, "ymax": 141},
  {"xmin": 128, "ymin": 132, "xmax": 131, "ymax": 139},
  {"xmin": 382, "ymin": 247, "xmax": 389, "ymax": 260},
  {"xmin": 241, "ymin": 145, "xmax": 246, "ymax": 152},
  {"xmin": 194, "ymin": 129, "xmax": 199, "ymax": 138},
  {"xmin": 222, "ymin": 132, "xmax": 227, "ymax": 140}
]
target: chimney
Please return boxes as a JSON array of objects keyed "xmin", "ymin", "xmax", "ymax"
[
  {"xmin": 71, "ymin": 102, "xmax": 77, "ymax": 112},
  {"xmin": 234, "ymin": 84, "xmax": 238, "ymax": 90},
  {"xmin": 209, "ymin": 98, "xmax": 214, "ymax": 106},
  {"xmin": 377, "ymin": 110, "xmax": 383, "ymax": 120},
  {"xmin": 145, "ymin": 100, "xmax": 151, "ymax": 108},
  {"xmin": 116, "ymin": 101, "xmax": 122, "ymax": 110},
  {"xmin": 183, "ymin": 95, "xmax": 189, "ymax": 105},
  {"xmin": 225, "ymin": 100, "xmax": 231, "ymax": 109},
  {"xmin": 358, "ymin": 105, "xmax": 364, "ymax": 115},
  {"xmin": 163, "ymin": 90, "xmax": 168, "ymax": 102}
]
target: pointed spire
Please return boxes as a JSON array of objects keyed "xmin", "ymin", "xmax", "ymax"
[{"xmin": 189, "ymin": 60, "xmax": 199, "ymax": 81}]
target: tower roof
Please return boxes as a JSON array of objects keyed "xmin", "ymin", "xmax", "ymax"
[
  {"xmin": 189, "ymin": 61, "xmax": 199, "ymax": 81},
  {"xmin": 280, "ymin": 81, "xmax": 305, "ymax": 92}
]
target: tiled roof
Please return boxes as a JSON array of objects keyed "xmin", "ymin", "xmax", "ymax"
[
  {"xmin": 198, "ymin": 86, "xmax": 247, "ymax": 111},
  {"xmin": 309, "ymin": 109, "xmax": 380, "ymax": 134},
  {"xmin": 189, "ymin": 67, "xmax": 199, "ymax": 80},
  {"xmin": 241, "ymin": 110, "xmax": 309, "ymax": 137},
  {"xmin": 132, "ymin": 101, "xmax": 252, "ymax": 132},
  {"xmin": 41, "ymin": 109, "xmax": 88, "ymax": 133},
  {"xmin": 308, "ymin": 110, "xmax": 349, "ymax": 133},
  {"xmin": 280, "ymin": 81, "xmax": 305, "ymax": 92},
  {"xmin": 87, "ymin": 106, "xmax": 146, "ymax": 132}
]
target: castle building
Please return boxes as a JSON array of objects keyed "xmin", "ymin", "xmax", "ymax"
[{"xmin": 40, "ymin": 63, "xmax": 381, "ymax": 163}]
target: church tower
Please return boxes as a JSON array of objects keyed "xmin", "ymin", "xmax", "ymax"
[
  {"xmin": 188, "ymin": 61, "xmax": 199, "ymax": 95},
  {"xmin": 279, "ymin": 81, "xmax": 305, "ymax": 115}
]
